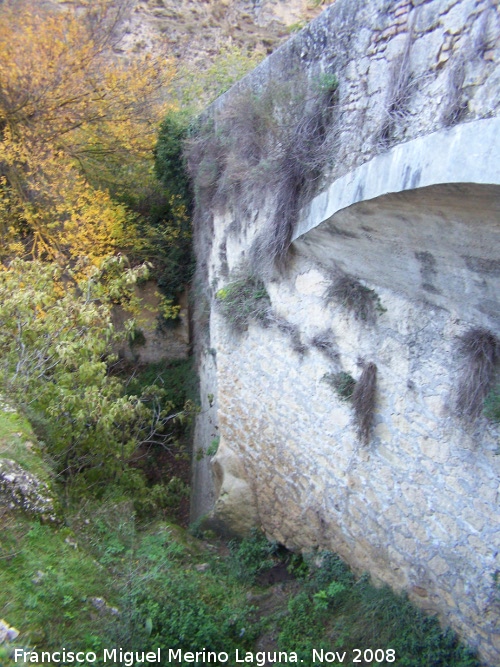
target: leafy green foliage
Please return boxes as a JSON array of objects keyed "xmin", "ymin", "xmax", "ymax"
[
  {"xmin": 228, "ymin": 529, "xmax": 280, "ymax": 583},
  {"xmin": 0, "ymin": 259, "xmax": 190, "ymax": 491},
  {"xmin": 278, "ymin": 552, "xmax": 479, "ymax": 667},
  {"xmin": 126, "ymin": 359, "xmax": 199, "ymax": 412},
  {"xmin": 216, "ymin": 276, "xmax": 271, "ymax": 333},
  {"xmin": 149, "ymin": 112, "xmax": 194, "ymax": 304},
  {"xmin": 155, "ymin": 112, "xmax": 192, "ymax": 205},
  {"xmin": 323, "ymin": 371, "xmax": 357, "ymax": 401},
  {"xmin": 484, "ymin": 384, "xmax": 500, "ymax": 422}
]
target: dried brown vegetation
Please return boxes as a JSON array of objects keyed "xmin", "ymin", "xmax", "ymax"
[
  {"xmin": 352, "ymin": 362, "xmax": 377, "ymax": 444},
  {"xmin": 325, "ymin": 274, "xmax": 383, "ymax": 324},
  {"xmin": 185, "ymin": 71, "xmax": 340, "ymax": 279},
  {"xmin": 310, "ymin": 330, "xmax": 339, "ymax": 362},
  {"xmin": 455, "ymin": 328, "xmax": 500, "ymax": 420}
]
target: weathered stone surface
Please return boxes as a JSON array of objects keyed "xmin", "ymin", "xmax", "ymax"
[
  {"xmin": 192, "ymin": 0, "xmax": 500, "ymax": 663},
  {"xmin": 0, "ymin": 458, "xmax": 59, "ymax": 524},
  {"xmin": 0, "ymin": 619, "xmax": 19, "ymax": 643},
  {"xmin": 210, "ymin": 437, "xmax": 259, "ymax": 536}
]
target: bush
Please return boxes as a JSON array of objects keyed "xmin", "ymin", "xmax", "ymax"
[
  {"xmin": 155, "ymin": 112, "xmax": 192, "ymax": 205},
  {"xmin": 117, "ymin": 109, "xmax": 194, "ymax": 308},
  {"xmin": 278, "ymin": 551, "xmax": 479, "ymax": 667},
  {"xmin": 215, "ymin": 276, "xmax": 270, "ymax": 333},
  {"xmin": 325, "ymin": 273, "xmax": 384, "ymax": 323},
  {"xmin": 0, "ymin": 259, "xmax": 192, "ymax": 492},
  {"xmin": 323, "ymin": 371, "xmax": 356, "ymax": 401},
  {"xmin": 228, "ymin": 529, "xmax": 280, "ymax": 583}
]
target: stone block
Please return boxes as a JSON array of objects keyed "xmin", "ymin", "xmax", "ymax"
[
  {"xmin": 429, "ymin": 554, "xmax": 450, "ymax": 576},
  {"xmin": 418, "ymin": 435, "xmax": 450, "ymax": 463},
  {"xmin": 413, "ymin": 1, "xmax": 443, "ymax": 33},
  {"xmin": 441, "ymin": 0, "xmax": 477, "ymax": 36}
]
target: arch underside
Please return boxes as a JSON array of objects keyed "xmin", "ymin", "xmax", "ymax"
[{"xmin": 296, "ymin": 119, "xmax": 500, "ymax": 329}]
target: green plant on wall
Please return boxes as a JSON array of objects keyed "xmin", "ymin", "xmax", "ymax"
[
  {"xmin": 216, "ymin": 275, "xmax": 270, "ymax": 333},
  {"xmin": 206, "ymin": 436, "xmax": 220, "ymax": 457},
  {"xmin": 484, "ymin": 385, "xmax": 500, "ymax": 422},
  {"xmin": 323, "ymin": 371, "xmax": 356, "ymax": 401},
  {"xmin": 323, "ymin": 363, "xmax": 377, "ymax": 444}
]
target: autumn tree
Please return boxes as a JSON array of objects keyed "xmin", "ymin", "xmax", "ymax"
[{"xmin": 0, "ymin": 0, "xmax": 175, "ymax": 266}]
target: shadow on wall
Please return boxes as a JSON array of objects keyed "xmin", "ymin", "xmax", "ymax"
[{"xmin": 112, "ymin": 281, "xmax": 190, "ymax": 363}]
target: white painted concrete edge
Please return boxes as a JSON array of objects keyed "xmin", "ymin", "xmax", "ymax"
[{"xmin": 295, "ymin": 117, "xmax": 500, "ymax": 239}]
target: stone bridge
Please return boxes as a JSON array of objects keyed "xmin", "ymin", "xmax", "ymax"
[{"xmin": 190, "ymin": 0, "xmax": 500, "ymax": 662}]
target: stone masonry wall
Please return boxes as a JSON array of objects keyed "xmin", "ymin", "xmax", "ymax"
[{"xmin": 192, "ymin": 0, "xmax": 500, "ymax": 663}]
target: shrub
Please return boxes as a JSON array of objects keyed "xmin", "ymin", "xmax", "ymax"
[
  {"xmin": 455, "ymin": 328, "xmax": 500, "ymax": 420},
  {"xmin": 325, "ymin": 273, "xmax": 384, "ymax": 324},
  {"xmin": 228, "ymin": 529, "xmax": 280, "ymax": 583},
  {"xmin": 352, "ymin": 362, "xmax": 377, "ymax": 444},
  {"xmin": 323, "ymin": 371, "xmax": 356, "ymax": 401},
  {"xmin": 155, "ymin": 111, "xmax": 192, "ymax": 205},
  {"xmin": 278, "ymin": 550, "xmax": 478, "ymax": 666},
  {"xmin": 215, "ymin": 276, "xmax": 270, "ymax": 333}
]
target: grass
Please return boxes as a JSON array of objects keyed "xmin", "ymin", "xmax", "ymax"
[
  {"xmin": 0, "ymin": 449, "xmax": 481, "ymax": 667},
  {"xmin": 264, "ymin": 310, "xmax": 308, "ymax": 355},
  {"xmin": 311, "ymin": 329, "xmax": 339, "ymax": 362},
  {"xmin": 352, "ymin": 362, "xmax": 377, "ymax": 444},
  {"xmin": 454, "ymin": 328, "xmax": 500, "ymax": 420},
  {"xmin": 325, "ymin": 274, "xmax": 384, "ymax": 324},
  {"xmin": 216, "ymin": 275, "xmax": 271, "ymax": 333},
  {"xmin": 377, "ymin": 35, "xmax": 417, "ymax": 149},
  {"xmin": 0, "ymin": 408, "xmax": 49, "ymax": 483},
  {"xmin": 0, "ymin": 398, "xmax": 483, "ymax": 667},
  {"xmin": 0, "ymin": 517, "xmax": 115, "ymax": 656},
  {"xmin": 185, "ymin": 70, "xmax": 339, "ymax": 278},
  {"xmin": 442, "ymin": 57, "xmax": 467, "ymax": 127}
]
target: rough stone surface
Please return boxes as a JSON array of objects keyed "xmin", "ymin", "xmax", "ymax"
[
  {"xmin": 192, "ymin": 0, "xmax": 500, "ymax": 663},
  {"xmin": 0, "ymin": 619, "xmax": 19, "ymax": 644},
  {"xmin": 120, "ymin": 0, "xmax": 336, "ymax": 64},
  {"xmin": 0, "ymin": 458, "xmax": 59, "ymax": 524}
]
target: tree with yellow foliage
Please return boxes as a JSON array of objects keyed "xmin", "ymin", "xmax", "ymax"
[{"xmin": 0, "ymin": 0, "xmax": 175, "ymax": 266}]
